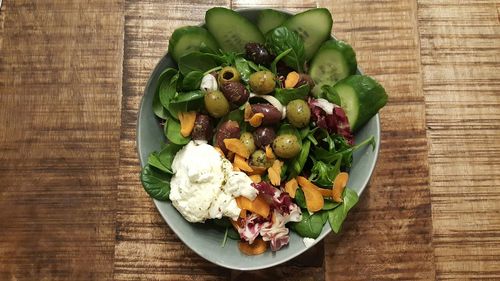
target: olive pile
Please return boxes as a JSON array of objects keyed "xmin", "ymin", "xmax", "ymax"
[{"xmin": 199, "ymin": 42, "xmax": 314, "ymax": 160}]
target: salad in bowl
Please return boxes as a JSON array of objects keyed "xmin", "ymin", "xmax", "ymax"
[{"xmin": 139, "ymin": 7, "xmax": 387, "ymax": 263}]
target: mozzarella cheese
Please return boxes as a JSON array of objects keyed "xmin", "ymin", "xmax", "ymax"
[{"xmin": 169, "ymin": 141, "xmax": 258, "ymax": 223}]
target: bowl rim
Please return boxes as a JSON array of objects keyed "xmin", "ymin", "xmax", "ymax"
[{"xmin": 136, "ymin": 7, "xmax": 381, "ymax": 271}]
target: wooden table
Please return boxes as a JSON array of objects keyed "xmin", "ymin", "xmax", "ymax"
[{"xmin": 0, "ymin": 1, "xmax": 498, "ymax": 280}]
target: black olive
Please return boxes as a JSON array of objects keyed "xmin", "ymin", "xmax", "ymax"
[{"xmin": 245, "ymin": 43, "xmax": 273, "ymax": 65}]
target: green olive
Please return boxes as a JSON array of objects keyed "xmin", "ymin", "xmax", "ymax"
[
  {"xmin": 250, "ymin": 149, "xmax": 272, "ymax": 168},
  {"xmin": 204, "ymin": 90, "xmax": 230, "ymax": 118},
  {"xmin": 240, "ymin": 132, "xmax": 256, "ymax": 154},
  {"xmin": 286, "ymin": 99, "xmax": 311, "ymax": 128},
  {"xmin": 272, "ymin": 134, "xmax": 300, "ymax": 159},
  {"xmin": 249, "ymin": 70, "xmax": 276, "ymax": 95},
  {"xmin": 218, "ymin": 66, "xmax": 241, "ymax": 85}
]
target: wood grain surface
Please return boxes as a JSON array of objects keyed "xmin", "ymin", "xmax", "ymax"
[
  {"xmin": 0, "ymin": 0, "xmax": 499, "ymax": 280},
  {"xmin": 419, "ymin": 1, "xmax": 500, "ymax": 279},
  {"xmin": 0, "ymin": 1, "xmax": 123, "ymax": 280}
]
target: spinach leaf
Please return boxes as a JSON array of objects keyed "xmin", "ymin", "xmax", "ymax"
[
  {"xmin": 265, "ymin": 27, "xmax": 306, "ymax": 72},
  {"xmin": 166, "ymin": 90, "xmax": 205, "ymax": 119},
  {"xmin": 322, "ymin": 199, "xmax": 341, "ymax": 210},
  {"xmin": 289, "ymin": 210, "xmax": 327, "ymax": 239},
  {"xmin": 140, "ymin": 164, "xmax": 171, "ymax": 201},
  {"xmin": 234, "ymin": 56, "xmax": 254, "ymax": 83},
  {"xmin": 165, "ymin": 118, "xmax": 191, "ymax": 145},
  {"xmin": 159, "ymin": 71, "xmax": 179, "ymax": 118},
  {"xmin": 178, "ymin": 52, "xmax": 220, "ymax": 76},
  {"xmin": 158, "ymin": 142, "xmax": 182, "ymax": 173},
  {"xmin": 181, "ymin": 71, "xmax": 204, "ymax": 91},
  {"xmin": 274, "ymin": 84, "xmax": 310, "ymax": 105},
  {"xmin": 328, "ymin": 188, "xmax": 359, "ymax": 233},
  {"xmin": 270, "ymin": 48, "xmax": 292, "ymax": 74},
  {"xmin": 288, "ymin": 139, "xmax": 310, "ymax": 179},
  {"xmin": 153, "ymin": 68, "xmax": 177, "ymax": 119},
  {"xmin": 147, "ymin": 152, "xmax": 170, "ymax": 173},
  {"xmin": 321, "ymin": 84, "xmax": 341, "ymax": 105},
  {"xmin": 294, "ymin": 188, "xmax": 307, "ymax": 209},
  {"xmin": 299, "ymin": 127, "xmax": 310, "ymax": 140}
]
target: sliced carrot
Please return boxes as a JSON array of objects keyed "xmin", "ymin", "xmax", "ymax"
[
  {"xmin": 249, "ymin": 174, "xmax": 262, "ymax": 184},
  {"xmin": 285, "ymin": 71, "xmax": 300, "ymax": 89},
  {"xmin": 265, "ymin": 145, "xmax": 275, "ymax": 159},
  {"xmin": 178, "ymin": 111, "xmax": 196, "ymax": 137},
  {"xmin": 268, "ymin": 160, "xmax": 283, "ymax": 186},
  {"xmin": 297, "ymin": 176, "xmax": 324, "ymax": 212},
  {"xmin": 233, "ymin": 154, "xmax": 254, "ymax": 173},
  {"xmin": 236, "ymin": 195, "xmax": 270, "ymax": 218},
  {"xmin": 248, "ymin": 165, "xmax": 267, "ymax": 175},
  {"xmin": 284, "ymin": 178, "xmax": 299, "ymax": 198},
  {"xmin": 239, "ymin": 209, "xmax": 247, "ymax": 218},
  {"xmin": 238, "ymin": 238, "xmax": 268, "ymax": 255},
  {"xmin": 224, "ymin": 138, "xmax": 250, "ymax": 158},
  {"xmin": 332, "ymin": 172, "xmax": 349, "ymax": 203},
  {"xmin": 248, "ymin": 113, "xmax": 264, "ymax": 127},
  {"xmin": 232, "ymin": 163, "xmax": 241, "ymax": 172},
  {"xmin": 244, "ymin": 103, "xmax": 253, "ymax": 121}
]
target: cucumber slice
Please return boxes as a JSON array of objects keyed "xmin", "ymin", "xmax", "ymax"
[
  {"xmin": 168, "ymin": 26, "xmax": 219, "ymax": 63},
  {"xmin": 282, "ymin": 8, "xmax": 333, "ymax": 59},
  {"xmin": 205, "ymin": 7, "xmax": 264, "ymax": 53},
  {"xmin": 257, "ymin": 9, "xmax": 290, "ymax": 35},
  {"xmin": 309, "ymin": 39, "xmax": 357, "ymax": 96},
  {"xmin": 333, "ymin": 75, "xmax": 388, "ymax": 131}
]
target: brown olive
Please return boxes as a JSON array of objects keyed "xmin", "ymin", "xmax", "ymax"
[
  {"xmin": 215, "ymin": 120, "xmax": 241, "ymax": 154},
  {"xmin": 286, "ymin": 99, "xmax": 311, "ymax": 128},
  {"xmin": 191, "ymin": 114, "xmax": 213, "ymax": 141},
  {"xmin": 251, "ymin": 104, "xmax": 281, "ymax": 125},
  {"xmin": 218, "ymin": 66, "xmax": 241, "ymax": 85},
  {"xmin": 296, "ymin": 73, "xmax": 315, "ymax": 90},
  {"xmin": 250, "ymin": 150, "xmax": 272, "ymax": 168},
  {"xmin": 204, "ymin": 90, "xmax": 230, "ymax": 118},
  {"xmin": 272, "ymin": 134, "xmax": 301, "ymax": 159},
  {"xmin": 252, "ymin": 126, "xmax": 276, "ymax": 148},
  {"xmin": 240, "ymin": 132, "xmax": 256, "ymax": 154},
  {"xmin": 245, "ymin": 43, "xmax": 273, "ymax": 65},
  {"xmin": 249, "ymin": 71, "xmax": 276, "ymax": 95},
  {"xmin": 220, "ymin": 81, "xmax": 249, "ymax": 106}
]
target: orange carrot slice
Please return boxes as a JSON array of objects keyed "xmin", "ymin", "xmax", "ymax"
[
  {"xmin": 297, "ymin": 176, "xmax": 324, "ymax": 212},
  {"xmin": 265, "ymin": 145, "xmax": 275, "ymax": 159},
  {"xmin": 285, "ymin": 71, "xmax": 300, "ymax": 89},
  {"xmin": 332, "ymin": 172, "xmax": 349, "ymax": 203},
  {"xmin": 249, "ymin": 174, "xmax": 261, "ymax": 184},
  {"xmin": 248, "ymin": 113, "xmax": 264, "ymax": 127},
  {"xmin": 224, "ymin": 138, "xmax": 251, "ymax": 159},
  {"xmin": 244, "ymin": 103, "xmax": 253, "ymax": 121},
  {"xmin": 268, "ymin": 160, "xmax": 283, "ymax": 186},
  {"xmin": 178, "ymin": 111, "xmax": 196, "ymax": 137},
  {"xmin": 238, "ymin": 238, "xmax": 268, "ymax": 255},
  {"xmin": 239, "ymin": 209, "xmax": 247, "ymax": 218},
  {"xmin": 284, "ymin": 178, "xmax": 299, "ymax": 198},
  {"xmin": 233, "ymin": 154, "xmax": 254, "ymax": 172},
  {"xmin": 236, "ymin": 195, "xmax": 270, "ymax": 218}
]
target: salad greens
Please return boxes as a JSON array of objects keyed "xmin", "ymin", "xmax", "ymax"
[{"xmin": 140, "ymin": 7, "xmax": 388, "ymax": 252}]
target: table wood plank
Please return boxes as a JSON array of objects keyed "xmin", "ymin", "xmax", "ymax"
[
  {"xmin": 0, "ymin": 1, "xmax": 123, "ymax": 280},
  {"xmin": 114, "ymin": 1, "xmax": 231, "ymax": 280},
  {"xmin": 418, "ymin": 0, "xmax": 500, "ymax": 279},
  {"xmin": 317, "ymin": 0, "xmax": 436, "ymax": 280}
]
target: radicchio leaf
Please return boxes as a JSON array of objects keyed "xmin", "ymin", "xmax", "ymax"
[{"xmin": 309, "ymin": 98, "xmax": 354, "ymax": 145}]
